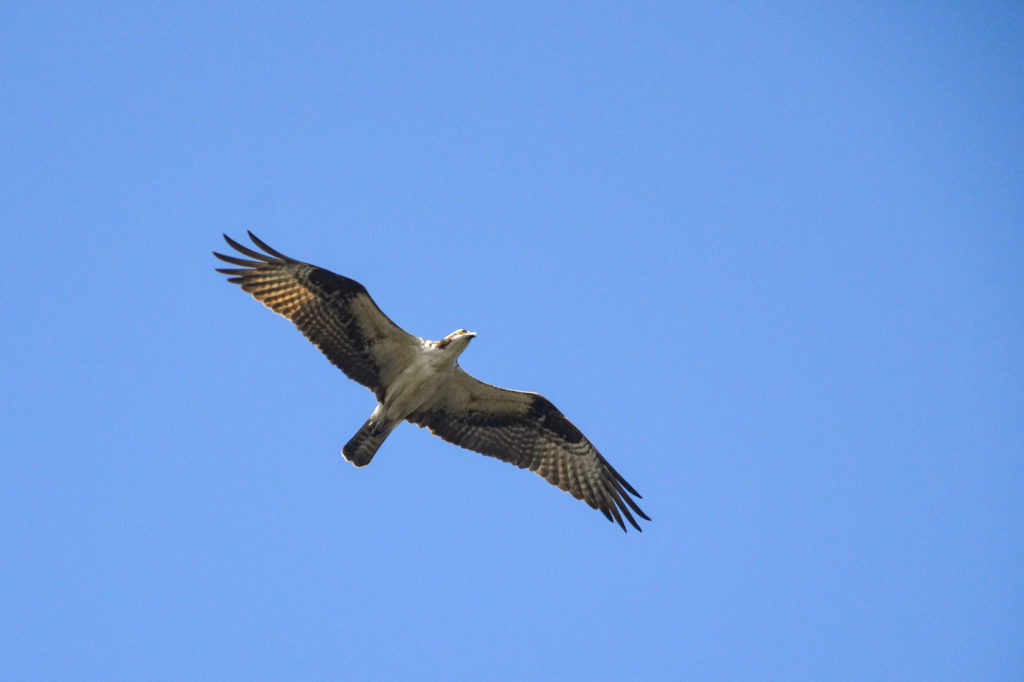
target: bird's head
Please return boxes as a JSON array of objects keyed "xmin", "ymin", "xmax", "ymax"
[{"xmin": 437, "ymin": 328, "xmax": 476, "ymax": 354}]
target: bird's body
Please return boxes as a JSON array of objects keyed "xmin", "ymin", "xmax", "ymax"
[
  {"xmin": 344, "ymin": 331, "xmax": 474, "ymax": 466},
  {"xmin": 383, "ymin": 332, "xmax": 474, "ymax": 421},
  {"xmin": 214, "ymin": 233, "xmax": 649, "ymax": 531}
]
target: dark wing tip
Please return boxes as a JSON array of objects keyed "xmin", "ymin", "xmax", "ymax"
[
  {"xmin": 598, "ymin": 461, "xmax": 648, "ymax": 531},
  {"xmin": 525, "ymin": 393, "xmax": 648, "ymax": 532},
  {"xmin": 246, "ymin": 231, "xmax": 294, "ymax": 261},
  {"xmin": 213, "ymin": 252, "xmax": 263, "ymax": 267},
  {"xmin": 218, "ymin": 232, "xmax": 296, "ymax": 264}
]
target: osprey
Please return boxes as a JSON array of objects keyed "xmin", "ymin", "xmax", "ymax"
[{"xmin": 214, "ymin": 233, "xmax": 649, "ymax": 531}]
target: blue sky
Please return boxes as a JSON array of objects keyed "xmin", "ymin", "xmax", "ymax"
[{"xmin": 2, "ymin": 3, "xmax": 1021, "ymax": 680}]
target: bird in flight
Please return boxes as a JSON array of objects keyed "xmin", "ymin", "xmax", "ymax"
[{"xmin": 214, "ymin": 232, "xmax": 649, "ymax": 531}]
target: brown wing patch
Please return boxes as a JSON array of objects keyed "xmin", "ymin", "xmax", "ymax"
[
  {"xmin": 409, "ymin": 375, "xmax": 648, "ymax": 532},
  {"xmin": 214, "ymin": 232, "xmax": 418, "ymax": 396}
]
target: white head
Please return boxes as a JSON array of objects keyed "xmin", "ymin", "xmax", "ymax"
[{"xmin": 436, "ymin": 328, "xmax": 476, "ymax": 356}]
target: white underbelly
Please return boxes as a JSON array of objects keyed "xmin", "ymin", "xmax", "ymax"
[{"xmin": 381, "ymin": 353, "xmax": 454, "ymax": 420}]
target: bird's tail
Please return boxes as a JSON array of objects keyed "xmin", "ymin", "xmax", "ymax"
[{"xmin": 342, "ymin": 417, "xmax": 396, "ymax": 467}]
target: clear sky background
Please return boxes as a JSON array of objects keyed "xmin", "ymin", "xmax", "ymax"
[{"xmin": 2, "ymin": 3, "xmax": 1021, "ymax": 680}]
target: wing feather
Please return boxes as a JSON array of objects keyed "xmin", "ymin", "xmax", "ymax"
[
  {"xmin": 409, "ymin": 369, "xmax": 649, "ymax": 531},
  {"xmin": 214, "ymin": 232, "xmax": 420, "ymax": 398}
]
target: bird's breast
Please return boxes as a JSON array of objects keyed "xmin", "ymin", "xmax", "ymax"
[{"xmin": 381, "ymin": 350, "xmax": 456, "ymax": 419}]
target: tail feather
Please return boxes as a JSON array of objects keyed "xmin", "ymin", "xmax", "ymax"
[{"xmin": 343, "ymin": 418, "xmax": 395, "ymax": 467}]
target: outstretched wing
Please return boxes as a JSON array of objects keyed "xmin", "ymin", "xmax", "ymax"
[
  {"xmin": 214, "ymin": 232, "xmax": 420, "ymax": 399},
  {"xmin": 408, "ymin": 369, "xmax": 649, "ymax": 531}
]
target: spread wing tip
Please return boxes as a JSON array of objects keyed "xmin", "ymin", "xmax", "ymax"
[
  {"xmin": 213, "ymin": 252, "xmax": 262, "ymax": 268},
  {"xmin": 608, "ymin": 498, "xmax": 641, "ymax": 533},
  {"xmin": 599, "ymin": 470, "xmax": 649, "ymax": 532},
  {"xmin": 246, "ymin": 231, "xmax": 294, "ymax": 260},
  {"xmin": 216, "ymin": 232, "xmax": 296, "ymax": 264}
]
